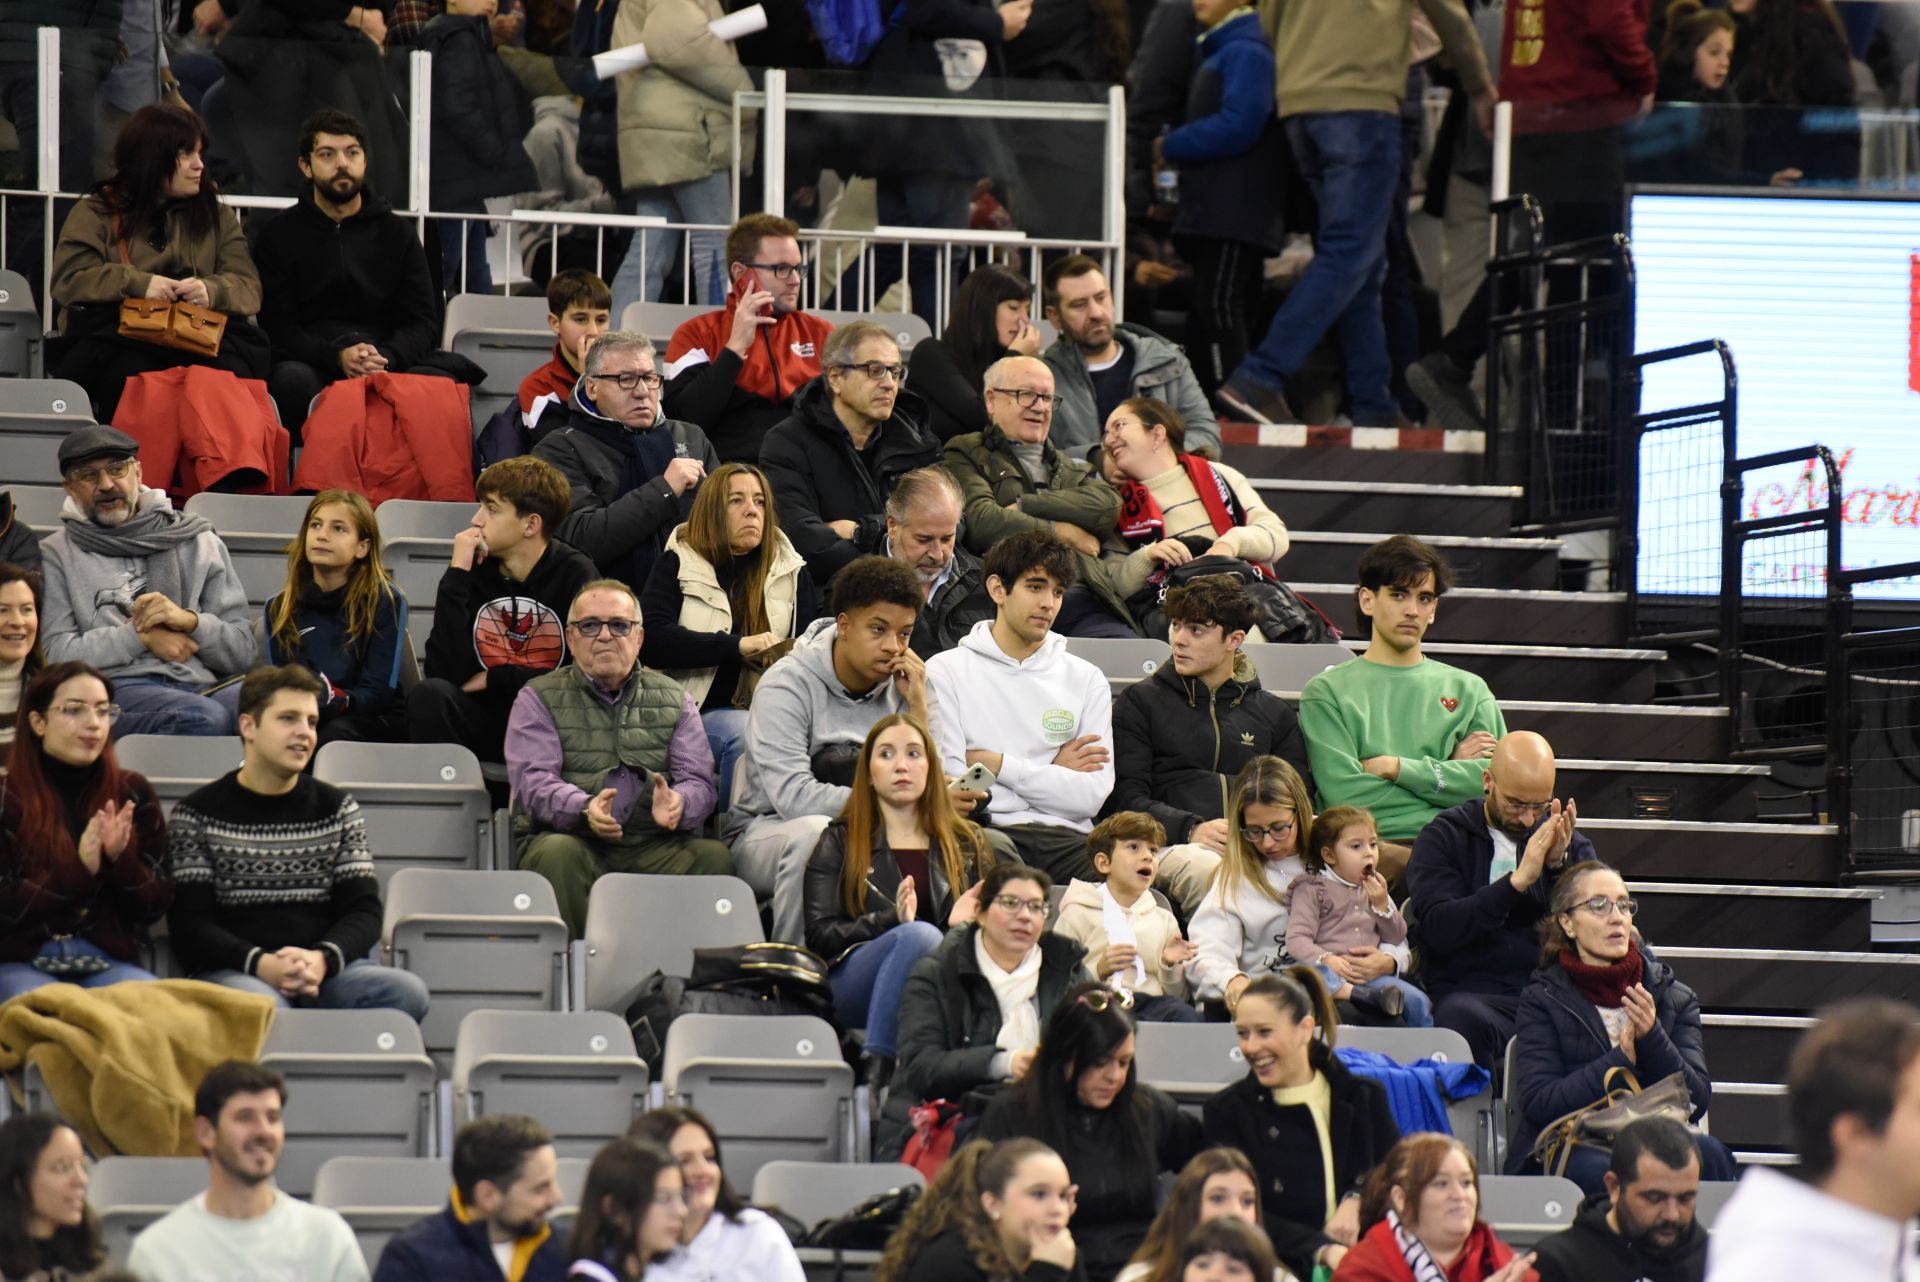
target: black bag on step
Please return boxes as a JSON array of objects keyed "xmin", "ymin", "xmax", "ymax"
[{"xmin": 625, "ymin": 942, "xmax": 839, "ymax": 1074}]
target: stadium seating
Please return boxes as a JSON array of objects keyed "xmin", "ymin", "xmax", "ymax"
[
  {"xmin": 1240, "ymin": 641, "xmax": 1352, "ymax": 695},
  {"xmin": 1061, "ymin": 635, "xmax": 1171, "ymax": 696},
  {"xmin": 809, "ymin": 309, "xmax": 931, "ymax": 353},
  {"xmin": 375, "ymin": 498, "xmax": 472, "ymax": 658},
  {"xmin": 0, "ymin": 269, "xmax": 42, "ymax": 378},
  {"xmin": 312, "ymin": 1155, "xmax": 451, "ymax": 1270},
  {"xmin": 1132, "ymin": 1020, "xmax": 1245, "ymax": 1112},
  {"xmin": 313, "ymin": 740, "xmax": 494, "ymax": 884},
  {"xmin": 9, "ymin": 481, "xmax": 66, "ymax": 532},
  {"xmin": 662, "ymin": 1012, "xmax": 858, "ymax": 1185},
  {"xmin": 1335, "ymin": 1024, "xmax": 1491, "ymax": 1166},
  {"xmin": 0, "ymin": 378, "xmax": 93, "ymax": 488},
  {"xmin": 89, "ymin": 1156, "xmax": 208, "ymax": 1265},
  {"xmin": 577, "ymin": 873, "xmax": 763, "ymax": 1017},
  {"xmin": 444, "ymin": 294, "xmax": 556, "ymax": 435},
  {"xmin": 184, "ymin": 492, "xmax": 307, "ymax": 610},
  {"xmin": 754, "ymin": 1159, "xmax": 926, "ymax": 1280},
  {"xmin": 451, "ymin": 1009, "xmax": 651, "ymax": 1157},
  {"xmin": 619, "ymin": 300, "xmax": 706, "ymax": 352},
  {"xmin": 1477, "ymin": 1174, "xmax": 1581, "ymax": 1247},
  {"xmin": 114, "ymin": 734, "xmax": 245, "ymax": 815}
]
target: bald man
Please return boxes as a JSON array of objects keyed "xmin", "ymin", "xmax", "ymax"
[
  {"xmin": 1405, "ymin": 730, "xmax": 1596, "ymax": 1067},
  {"xmin": 944, "ymin": 355, "xmax": 1135, "ymax": 638}
]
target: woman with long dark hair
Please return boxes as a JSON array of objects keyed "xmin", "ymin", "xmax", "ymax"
[
  {"xmin": 626, "ymin": 1107, "xmax": 804, "ymax": 1282},
  {"xmin": 1732, "ymin": 0, "xmax": 1857, "ymax": 183},
  {"xmin": 567, "ymin": 1138, "xmax": 688, "ymax": 1282},
  {"xmin": 1117, "ymin": 1149, "xmax": 1270, "ymax": 1282},
  {"xmin": 48, "ymin": 103, "xmax": 266, "ymax": 423},
  {"xmin": 907, "ymin": 266, "xmax": 1043, "ymax": 442},
  {"xmin": 976, "ymin": 983, "xmax": 1202, "ymax": 1282},
  {"xmin": 876, "ymin": 1138, "xmax": 1084, "ymax": 1282},
  {"xmin": 0, "ymin": 662, "xmax": 171, "ymax": 1000},
  {"xmin": 0, "ymin": 562, "xmax": 42, "ymax": 752},
  {"xmin": 641, "ymin": 462, "xmax": 815, "ymax": 807},
  {"xmin": 0, "ymin": 1115, "xmax": 105, "ymax": 1282}
]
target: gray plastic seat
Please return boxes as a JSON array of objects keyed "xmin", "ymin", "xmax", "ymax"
[
  {"xmin": 579, "ymin": 873, "xmax": 762, "ymax": 1016},
  {"xmin": 185, "ymin": 493, "xmax": 308, "ymax": 610},
  {"xmin": 376, "ymin": 499, "xmax": 474, "ymax": 657},
  {"xmin": 1477, "ymin": 1174, "xmax": 1581, "ymax": 1247},
  {"xmin": 0, "ymin": 379, "xmax": 93, "ymax": 488},
  {"xmin": 312, "ymin": 1155, "xmax": 452, "ymax": 1270},
  {"xmin": 113, "ymin": 735, "xmax": 245, "ymax": 816},
  {"xmin": 550, "ymin": 1154, "xmax": 591, "ymax": 1240},
  {"xmin": 444, "ymin": 293, "xmax": 555, "ymax": 435},
  {"xmin": 88, "ymin": 1156, "xmax": 207, "ymax": 1265},
  {"xmin": 383, "ymin": 868, "xmax": 569, "ymax": 1060},
  {"xmin": 1694, "ymin": 1178, "xmax": 1738, "ymax": 1229},
  {"xmin": 1132, "ymin": 1020, "xmax": 1244, "ymax": 1110},
  {"xmin": 314, "ymin": 740, "xmax": 493, "ymax": 883},
  {"xmin": 1336, "ymin": 1024, "xmax": 1491, "ymax": 1164},
  {"xmin": 618, "ymin": 300, "xmax": 708, "ymax": 352},
  {"xmin": 8, "ymin": 483, "xmax": 66, "ymax": 532},
  {"xmin": 662, "ymin": 1013, "xmax": 857, "ymax": 1187},
  {"xmin": 809, "ymin": 309, "xmax": 932, "ymax": 353},
  {"xmin": 259, "ymin": 1008, "xmax": 437, "ymax": 1198},
  {"xmin": 751, "ymin": 1160, "xmax": 925, "ymax": 1230},
  {"xmin": 452, "ymin": 1010, "xmax": 650, "ymax": 1158},
  {"xmin": 0, "ymin": 268, "xmax": 42, "ymax": 377},
  {"xmin": 1240, "ymin": 642, "xmax": 1353, "ymax": 696},
  {"xmin": 1062, "ymin": 636, "xmax": 1171, "ymax": 695}
]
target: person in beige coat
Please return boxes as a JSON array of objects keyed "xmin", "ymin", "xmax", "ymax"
[
  {"xmin": 49, "ymin": 104, "xmax": 266, "ymax": 424},
  {"xmin": 1051, "ymin": 812, "xmax": 1202, "ymax": 1023},
  {"xmin": 608, "ymin": 0, "xmax": 757, "ymax": 315}
]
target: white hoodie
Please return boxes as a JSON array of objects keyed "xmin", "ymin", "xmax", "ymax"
[
  {"xmin": 1706, "ymin": 1166, "xmax": 1920, "ymax": 1282},
  {"xmin": 1187, "ymin": 856, "xmax": 1413, "ymax": 1000},
  {"xmin": 925, "ymin": 621, "xmax": 1113, "ymax": 832}
]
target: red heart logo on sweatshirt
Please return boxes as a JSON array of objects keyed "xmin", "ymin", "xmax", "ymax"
[{"xmin": 1440, "ymin": 697, "xmax": 1460, "ymax": 712}]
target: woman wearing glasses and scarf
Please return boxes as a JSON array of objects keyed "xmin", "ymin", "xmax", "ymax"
[
  {"xmin": 976, "ymin": 983, "xmax": 1203, "ymax": 1282},
  {"xmin": 1507, "ymin": 861, "xmax": 1735, "ymax": 1196},
  {"xmin": 879, "ymin": 862, "xmax": 1092, "ymax": 1160}
]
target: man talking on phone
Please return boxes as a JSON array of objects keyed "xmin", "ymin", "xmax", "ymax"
[{"xmin": 662, "ymin": 213, "xmax": 835, "ymax": 465}]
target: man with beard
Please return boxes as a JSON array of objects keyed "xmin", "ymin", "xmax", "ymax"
[
  {"xmin": 1040, "ymin": 255, "xmax": 1219, "ymax": 456},
  {"xmin": 130, "ymin": 1061, "xmax": 369, "ymax": 1282},
  {"xmin": 880, "ymin": 467, "xmax": 994, "ymax": 659},
  {"xmin": 375, "ymin": 1115, "xmax": 569, "ymax": 1282},
  {"xmin": 39, "ymin": 425, "xmax": 256, "ymax": 738},
  {"xmin": 1405, "ymin": 728, "xmax": 1594, "ymax": 1067},
  {"xmin": 1534, "ymin": 1117, "xmax": 1709, "ymax": 1282},
  {"xmin": 254, "ymin": 108, "xmax": 442, "ymax": 439},
  {"xmin": 168, "ymin": 665, "xmax": 430, "ymax": 1020}
]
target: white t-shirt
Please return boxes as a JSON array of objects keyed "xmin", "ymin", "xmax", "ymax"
[
  {"xmin": 128, "ymin": 1189, "xmax": 369, "ymax": 1282},
  {"xmin": 1488, "ymin": 828, "xmax": 1518, "ymax": 884},
  {"xmin": 493, "ymin": 1240, "xmax": 517, "ymax": 1277},
  {"xmin": 644, "ymin": 1207, "xmax": 806, "ymax": 1282}
]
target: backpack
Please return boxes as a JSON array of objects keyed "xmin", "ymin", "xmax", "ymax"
[
  {"xmin": 805, "ymin": 0, "xmax": 903, "ymax": 66},
  {"xmin": 1132, "ymin": 554, "xmax": 1342, "ymax": 646},
  {"xmin": 624, "ymin": 943, "xmax": 839, "ymax": 1073}
]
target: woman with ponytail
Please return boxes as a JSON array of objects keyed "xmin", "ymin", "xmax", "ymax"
[
  {"xmin": 1200, "ymin": 967, "xmax": 1399, "ymax": 1281},
  {"xmin": 1330, "ymin": 1134, "xmax": 1534, "ymax": 1282},
  {"xmin": 0, "ymin": 662, "xmax": 172, "ymax": 998},
  {"xmin": 1507, "ymin": 862, "xmax": 1735, "ymax": 1196},
  {"xmin": 877, "ymin": 1138, "xmax": 1084, "ymax": 1282}
]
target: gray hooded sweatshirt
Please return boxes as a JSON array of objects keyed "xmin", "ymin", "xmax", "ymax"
[
  {"xmin": 723, "ymin": 617, "xmax": 943, "ymax": 840},
  {"xmin": 40, "ymin": 487, "xmax": 257, "ymax": 685}
]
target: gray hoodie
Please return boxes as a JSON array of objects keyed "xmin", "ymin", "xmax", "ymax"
[
  {"xmin": 723, "ymin": 617, "xmax": 942, "ymax": 840},
  {"xmin": 40, "ymin": 488, "xmax": 257, "ymax": 685}
]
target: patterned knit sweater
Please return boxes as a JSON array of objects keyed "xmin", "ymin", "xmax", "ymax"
[{"xmin": 166, "ymin": 771, "xmax": 384, "ymax": 979}]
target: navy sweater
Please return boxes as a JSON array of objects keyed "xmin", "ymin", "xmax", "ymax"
[{"xmin": 263, "ymin": 575, "xmax": 410, "ymax": 721}]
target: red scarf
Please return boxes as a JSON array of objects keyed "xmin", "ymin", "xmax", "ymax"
[
  {"xmin": 1557, "ymin": 940, "xmax": 1644, "ymax": 1009},
  {"xmin": 1116, "ymin": 454, "xmax": 1274, "ymax": 582}
]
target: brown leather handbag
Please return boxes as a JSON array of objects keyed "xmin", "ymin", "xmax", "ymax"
[{"xmin": 114, "ymin": 226, "xmax": 226, "ymax": 358}]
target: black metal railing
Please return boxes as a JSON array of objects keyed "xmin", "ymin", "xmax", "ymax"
[{"xmin": 1829, "ymin": 562, "xmax": 1920, "ymax": 876}]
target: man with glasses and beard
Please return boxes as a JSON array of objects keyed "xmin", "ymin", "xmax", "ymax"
[
  {"xmin": 253, "ymin": 109, "xmax": 441, "ymax": 440},
  {"xmin": 130, "ymin": 1061, "xmax": 369, "ymax": 1282},
  {"xmin": 40, "ymin": 425, "xmax": 255, "ymax": 738},
  {"xmin": 1534, "ymin": 1117, "xmax": 1709, "ymax": 1282},
  {"xmin": 376, "ymin": 1115, "xmax": 570, "ymax": 1282},
  {"xmin": 1405, "ymin": 728, "xmax": 1595, "ymax": 1068}
]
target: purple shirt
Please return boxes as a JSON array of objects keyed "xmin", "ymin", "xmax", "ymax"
[{"xmin": 505, "ymin": 671, "xmax": 717, "ymax": 834}]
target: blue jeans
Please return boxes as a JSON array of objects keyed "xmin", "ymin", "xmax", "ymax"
[
  {"xmin": 114, "ymin": 676, "xmax": 236, "ymax": 738},
  {"xmin": 0, "ymin": 938, "xmax": 156, "ymax": 1000},
  {"xmin": 612, "ymin": 171, "xmax": 731, "ymax": 314},
  {"xmin": 702, "ymin": 707, "xmax": 750, "ymax": 813},
  {"xmin": 830, "ymin": 921, "xmax": 943, "ymax": 1058},
  {"xmin": 1314, "ymin": 963, "xmax": 1433, "ymax": 1027},
  {"xmin": 1235, "ymin": 110, "xmax": 1400, "ymax": 423},
  {"xmin": 199, "ymin": 958, "xmax": 430, "ymax": 1023}
]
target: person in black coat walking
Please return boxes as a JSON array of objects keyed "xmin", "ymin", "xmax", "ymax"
[
  {"xmin": 877, "ymin": 1137, "xmax": 1087, "ymax": 1282},
  {"xmin": 1509, "ymin": 861, "xmax": 1737, "ymax": 1197},
  {"xmin": 1200, "ymin": 967, "xmax": 1400, "ymax": 1280},
  {"xmin": 976, "ymin": 982, "xmax": 1203, "ymax": 1282},
  {"xmin": 759, "ymin": 322, "xmax": 942, "ymax": 585}
]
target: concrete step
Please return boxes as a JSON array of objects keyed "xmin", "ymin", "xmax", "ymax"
[
  {"xmin": 1297, "ymin": 584, "xmax": 1628, "ymax": 649},
  {"xmin": 1630, "ymin": 882, "xmax": 1876, "ymax": 952},
  {"xmin": 1583, "ymin": 819, "xmax": 1842, "ymax": 884},
  {"xmin": 1656, "ymin": 945, "xmax": 1920, "ymax": 1011},
  {"xmin": 1557, "ymin": 759, "xmax": 1769, "ymax": 823},
  {"xmin": 1708, "ymin": 1083, "xmax": 1791, "ymax": 1151},
  {"xmin": 1221, "ymin": 442, "xmax": 1484, "ymax": 487},
  {"xmin": 1285, "ymin": 531, "xmax": 1562, "ymax": 591},
  {"xmin": 1502, "ymin": 701, "xmax": 1729, "ymax": 762},
  {"xmin": 1338, "ymin": 639, "xmax": 1660, "ymax": 703},
  {"xmin": 1700, "ymin": 1015, "xmax": 1815, "ymax": 1084},
  {"xmin": 1249, "ymin": 478, "xmax": 1519, "ymax": 539}
]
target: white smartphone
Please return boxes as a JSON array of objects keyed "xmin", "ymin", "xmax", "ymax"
[{"xmin": 955, "ymin": 762, "xmax": 997, "ymax": 793}]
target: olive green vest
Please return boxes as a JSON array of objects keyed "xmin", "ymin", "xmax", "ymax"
[{"xmin": 524, "ymin": 663, "xmax": 686, "ymax": 838}]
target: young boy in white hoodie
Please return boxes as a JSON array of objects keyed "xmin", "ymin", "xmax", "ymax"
[
  {"xmin": 927, "ymin": 529, "xmax": 1115, "ymax": 884},
  {"xmin": 1054, "ymin": 812, "xmax": 1201, "ymax": 1022}
]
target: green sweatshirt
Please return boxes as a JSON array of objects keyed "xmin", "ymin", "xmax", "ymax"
[
  {"xmin": 1298, "ymin": 655, "xmax": 1506, "ymax": 840},
  {"xmin": 1260, "ymin": 0, "xmax": 1492, "ymax": 118}
]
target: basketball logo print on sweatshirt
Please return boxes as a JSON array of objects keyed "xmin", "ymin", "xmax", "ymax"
[{"xmin": 473, "ymin": 596, "xmax": 565, "ymax": 671}]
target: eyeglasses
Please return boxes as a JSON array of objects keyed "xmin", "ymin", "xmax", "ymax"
[
  {"xmin": 991, "ymin": 387, "xmax": 1058, "ymax": 409},
  {"xmin": 1495, "ymin": 793, "xmax": 1553, "ymax": 817},
  {"xmin": 1078, "ymin": 988, "xmax": 1134, "ymax": 1012},
  {"xmin": 1576, "ymin": 896, "xmax": 1639, "ymax": 919},
  {"xmin": 66, "ymin": 458, "xmax": 135, "ymax": 489},
  {"xmin": 991, "ymin": 894, "xmax": 1047, "ymax": 918},
  {"xmin": 588, "ymin": 370, "xmax": 662, "ymax": 392},
  {"xmin": 1240, "ymin": 820, "xmax": 1295, "ymax": 845},
  {"xmin": 834, "ymin": 361, "xmax": 905, "ymax": 384},
  {"xmin": 54, "ymin": 701, "xmax": 122, "ymax": 723},
  {"xmin": 569, "ymin": 618, "xmax": 637, "ymax": 638},
  {"xmin": 743, "ymin": 259, "xmax": 808, "ymax": 280},
  {"xmin": 651, "ymin": 1189, "xmax": 689, "ymax": 1208}
]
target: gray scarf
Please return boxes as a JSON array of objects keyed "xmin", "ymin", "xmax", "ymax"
[{"xmin": 61, "ymin": 488, "xmax": 215, "ymax": 606}]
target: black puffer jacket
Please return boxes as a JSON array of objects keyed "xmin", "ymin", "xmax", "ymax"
[
  {"xmin": 1109, "ymin": 653, "xmax": 1308, "ymax": 842},
  {"xmin": 0, "ymin": 491, "xmax": 43, "ymax": 573},
  {"xmin": 418, "ymin": 13, "xmax": 539, "ymax": 206},
  {"xmin": 759, "ymin": 376, "xmax": 942, "ymax": 583}
]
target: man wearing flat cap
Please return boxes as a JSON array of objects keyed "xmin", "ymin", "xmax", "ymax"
[{"xmin": 39, "ymin": 425, "xmax": 257, "ymax": 736}]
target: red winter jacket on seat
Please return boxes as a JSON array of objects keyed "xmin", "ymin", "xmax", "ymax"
[
  {"xmin": 294, "ymin": 371, "xmax": 476, "ymax": 503},
  {"xmin": 116, "ymin": 366, "xmax": 289, "ymax": 498}
]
